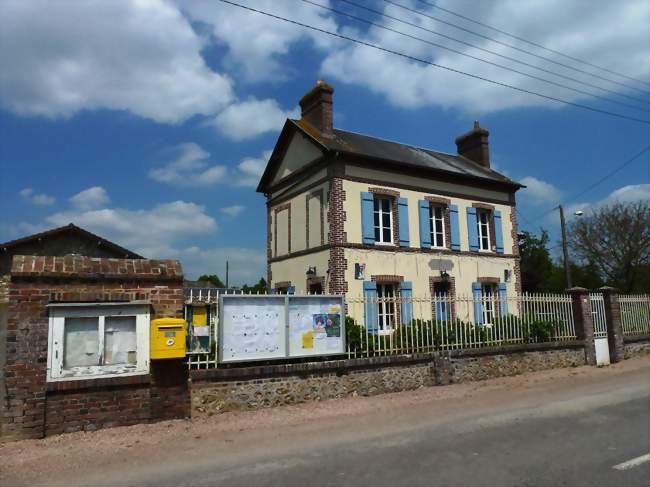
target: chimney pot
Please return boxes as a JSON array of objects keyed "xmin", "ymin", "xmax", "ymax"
[
  {"xmin": 299, "ymin": 80, "xmax": 334, "ymax": 137},
  {"xmin": 455, "ymin": 121, "xmax": 490, "ymax": 168}
]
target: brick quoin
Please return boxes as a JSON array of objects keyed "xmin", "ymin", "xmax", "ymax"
[{"xmin": 1, "ymin": 255, "xmax": 189, "ymax": 442}]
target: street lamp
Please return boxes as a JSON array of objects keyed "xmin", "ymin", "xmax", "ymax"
[{"xmin": 559, "ymin": 205, "xmax": 583, "ymax": 289}]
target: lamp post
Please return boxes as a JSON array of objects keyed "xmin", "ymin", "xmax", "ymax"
[{"xmin": 559, "ymin": 206, "xmax": 584, "ymax": 289}]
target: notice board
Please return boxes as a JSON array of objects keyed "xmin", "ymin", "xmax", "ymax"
[{"xmin": 218, "ymin": 295, "xmax": 345, "ymax": 363}]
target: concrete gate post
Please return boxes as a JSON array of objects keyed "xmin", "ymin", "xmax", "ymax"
[
  {"xmin": 567, "ymin": 287, "xmax": 596, "ymax": 366},
  {"xmin": 599, "ymin": 286, "xmax": 625, "ymax": 363}
]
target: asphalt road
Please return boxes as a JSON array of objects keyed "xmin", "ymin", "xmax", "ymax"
[
  {"xmin": 139, "ymin": 384, "xmax": 650, "ymax": 487},
  {"xmin": 3, "ymin": 359, "xmax": 650, "ymax": 487}
]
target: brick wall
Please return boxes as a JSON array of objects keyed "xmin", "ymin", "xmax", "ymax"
[{"xmin": 1, "ymin": 255, "xmax": 188, "ymax": 442}]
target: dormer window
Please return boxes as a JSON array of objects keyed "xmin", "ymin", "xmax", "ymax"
[
  {"xmin": 477, "ymin": 209, "xmax": 491, "ymax": 251},
  {"xmin": 373, "ymin": 197, "xmax": 393, "ymax": 244}
]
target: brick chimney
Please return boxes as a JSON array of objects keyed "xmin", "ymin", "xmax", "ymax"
[
  {"xmin": 299, "ymin": 80, "xmax": 334, "ymax": 137},
  {"xmin": 455, "ymin": 121, "xmax": 490, "ymax": 168}
]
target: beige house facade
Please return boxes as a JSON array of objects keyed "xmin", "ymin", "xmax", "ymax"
[{"xmin": 258, "ymin": 81, "xmax": 523, "ymax": 330}]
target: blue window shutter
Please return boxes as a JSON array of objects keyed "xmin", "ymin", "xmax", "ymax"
[
  {"xmin": 288, "ymin": 286, "xmax": 296, "ymax": 295},
  {"xmin": 361, "ymin": 192, "xmax": 375, "ymax": 244},
  {"xmin": 449, "ymin": 204, "xmax": 461, "ymax": 251},
  {"xmin": 498, "ymin": 282, "xmax": 508, "ymax": 316},
  {"xmin": 401, "ymin": 281, "xmax": 413, "ymax": 325},
  {"xmin": 363, "ymin": 281, "xmax": 378, "ymax": 333},
  {"xmin": 398, "ymin": 197, "xmax": 410, "ymax": 247},
  {"xmin": 494, "ymin": 210, "xmax": 504, "ymax": 254},
  {"xmin": 472, "ymin": 282, "xmax": 483, "ymax": 325},
  {"xmin": 418, "ymin": 200, "xmax": 431, "ymax": 248},
  {"xmin": 467, "ymin": 207, "xmax": 479, "ymax": 252}
]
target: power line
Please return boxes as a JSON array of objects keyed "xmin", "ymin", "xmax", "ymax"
[
  {"xmin": 216, "ymin": 0, "xmax": 650, "ymax": 125},
  {"xmin": 304, "ymin": 0, "xmax": 649, "ymax": 113},
  {"xmin": 337, "ymin": 0, "xmax": 649, "ymax": 107},
  {"xmin": 531, "ymin": 145, "xmax": 650, "ymax": 221},
  {"xmin": 383, "ymin": 0, "xmax": 650, "ymax": 96},
  {"xmin": 415, "ymin": 0, "xmax": 650, "ymax": 89}
]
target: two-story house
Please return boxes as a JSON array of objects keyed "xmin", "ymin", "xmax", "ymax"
[{"xmin": 257, "ymin": 81, "xmax": 524, "ymax": 330}]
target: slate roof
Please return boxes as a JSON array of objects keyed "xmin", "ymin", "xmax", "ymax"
[
  {"xmin": 258, "ymin": 119, "xmax": 523, "ymax": 192},
  {"xmin": 306, "ymin": 119, "xmax": 520, "ymax": 184}
]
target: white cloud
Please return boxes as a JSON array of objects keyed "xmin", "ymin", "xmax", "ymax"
[
  {"xmin": 220, "ymin": 205, "xmax": 246, "ymax": 217},
  {"xmin": 605, "ymin": 184, "xmax": 650, "ymax": 203},
  {"xmin": 179, "ymin": 246, "xmax": 266, "ymax": 285},
  {"xmin": 0, "ymin": 0, "xmax": 233, "ymax": 123},
  {"xmin": 181, "ymin": 0, "xmax": 339, "ymax": 82},
  {"xmin": 149, "ymin": 143, "xmax": 227, "ymax": 187},
  {"xmin": 320, "ymin": 0, "xmax": 650, "ymax": 113},
  {"xmin": 519, "ymin": 176, "xmax": 562, "ymax": 206},
  {"xmin": 46, "ymin": 200, "xmax": 217, "ymax": 257},
  {"xmin": 19, "ymin": 187, "xmax": 56, "ymax": 206},
  {"xmin": 211, "ymin": 99, "xmax": 299, "ymax": 141},
  {"xmin": 69, "ymin": 186, "xmax": 110, "ymax": 209},
  {"xmin": 563, "ymin": 184, "xmax": 650, "ymax": 222},
  {"xmin": 234, "ymin": 150, "xmax": 272, "ymax": 188}
]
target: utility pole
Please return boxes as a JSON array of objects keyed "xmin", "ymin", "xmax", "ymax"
[
  {"xmin": 225, "ymin": 260, "xmax": 229, "ymax": 289},
  {"xmin": 559, "ymin": 205, "xmax": 572, "ymax": 289}
]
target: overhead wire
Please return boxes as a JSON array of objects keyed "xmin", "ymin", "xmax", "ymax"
[
  {"xmin": 531, "ymin": 145, "xmax": 650, "ymax": 222},
  {"xmin": 383, "ymin": 0, "xmax": 650, "ymax": 96},
  {"xmin": 414, "ymin": 0, "xmax": 650, "ymax": 89},
  {"xmin": 216, "ymin": 0, "xmax": 650, "ymax": 125},
  {"xmin": 336, "ymin": 0, "xmax": 649, "ymax": 107},
  {"xmin": 302, "ymin": 0, "xmax": 649, "ymax": 114}
]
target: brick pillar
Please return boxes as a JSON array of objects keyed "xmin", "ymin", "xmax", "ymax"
[
  {"xmin": 568, "ymin": 287, "xmax": 596, "ymax": 366},
  {"xmin": 600, "ymin": 286, "xmax": 625, "ymax": 363}
]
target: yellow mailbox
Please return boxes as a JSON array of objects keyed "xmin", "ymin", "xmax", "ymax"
[{"xmin": 150, "ymin": 318, "xmax": 186, "ymax": 359}]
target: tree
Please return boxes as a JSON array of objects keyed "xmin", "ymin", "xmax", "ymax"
[
  {"xmin": 519, "ymin": 230, "xmax": 555, "ymax": 292},
  {"xmin": 569, "ymin": 201, "xmax": 650, "ymax": 293},
  {"xmin": 197, "ymin": 274, "xmax": 225, "ymax": 288},
  {"xmin": 242, "ymin": 277, "xmax": 268, "ymax": 294}
]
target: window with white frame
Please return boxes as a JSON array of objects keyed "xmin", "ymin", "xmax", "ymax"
[
  {"xmin": 429, "ymin": 205, "xmax": 446, "ymax": 248},
  {"xmin": 481, "ymin": 284, "xmax": 496, "ymax": 324},
  {"xmin": 373, "ymin": 197, "xmax": 393, "ymax": 244},
  {"xmin": 477, "ymin": 209, "xmax": 491, "ymax": 251},
  {"xmin": 47, "ymin": 303, "xmax": 150, "ymax": 381},
  {"xmin": 377, "ymin": 283, "xmax": 397, "ymax": 331}
]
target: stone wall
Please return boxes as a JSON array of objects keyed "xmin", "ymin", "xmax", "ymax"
[
  {"xmin": 448, "ymin": 347, "xmax": 585, "ymax": 383},
  {"xmin": 623, "ymin": 337, "xmax": 650, "ymax": 359},
  {"xmin": 1, "ymin": 255, "xmax": 188, "ymax": 442},
  {"xmin": 191, "ymin": 342, "xmax": 585, "ymax": 417},
  {"xmin": 193, "ymin": 362, "xmax": 432, "ymax": 415}
]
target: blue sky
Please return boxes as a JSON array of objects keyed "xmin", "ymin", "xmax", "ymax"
[{"xmin": 1, "ymin": 0, "xmax": 649, "ymax": 284}]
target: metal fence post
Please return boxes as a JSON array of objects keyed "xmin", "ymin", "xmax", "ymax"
[
  {"xmin": 600, "ymin": 286, "xmax": 625, "ymax": 363},
  {"xmin": 567, "ymin": 287, "xmax": 596, "ymax": 366}
]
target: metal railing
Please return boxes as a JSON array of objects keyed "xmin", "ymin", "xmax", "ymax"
[
  {"xmin": 620, "ymin": 294, "xmax": 650, "ymax": 336},
  {"xmin": 345, "ymin": 293, "xmax": 576, "ymax": 358},
  {"xmin": 182, "ymin": 290, "xmax": 650, "ymax": 368}
]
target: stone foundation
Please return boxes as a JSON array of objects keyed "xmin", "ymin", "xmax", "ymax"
[
  {"xmin": 192, "ymin": 363, "xmax": 433, "ymax": 415},
  {"xmin": 624, "ymin": 337, "xmax": 650, "ymax": 359},
  {"xmin": 449, "ymin": 348, "xmax": 585, "ymax": 383},
  {"xmin": 191, "ymin": 342, "xmax": 585, "ymax": 416}
]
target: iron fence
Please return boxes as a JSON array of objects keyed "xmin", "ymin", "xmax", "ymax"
[
  {"xmin": 344, "ymin": 293, "xmax": 576, "ymax": 358},
  {"xmin": 620, "ymin": 294, "xmax": 650, "ymax": 336}
]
